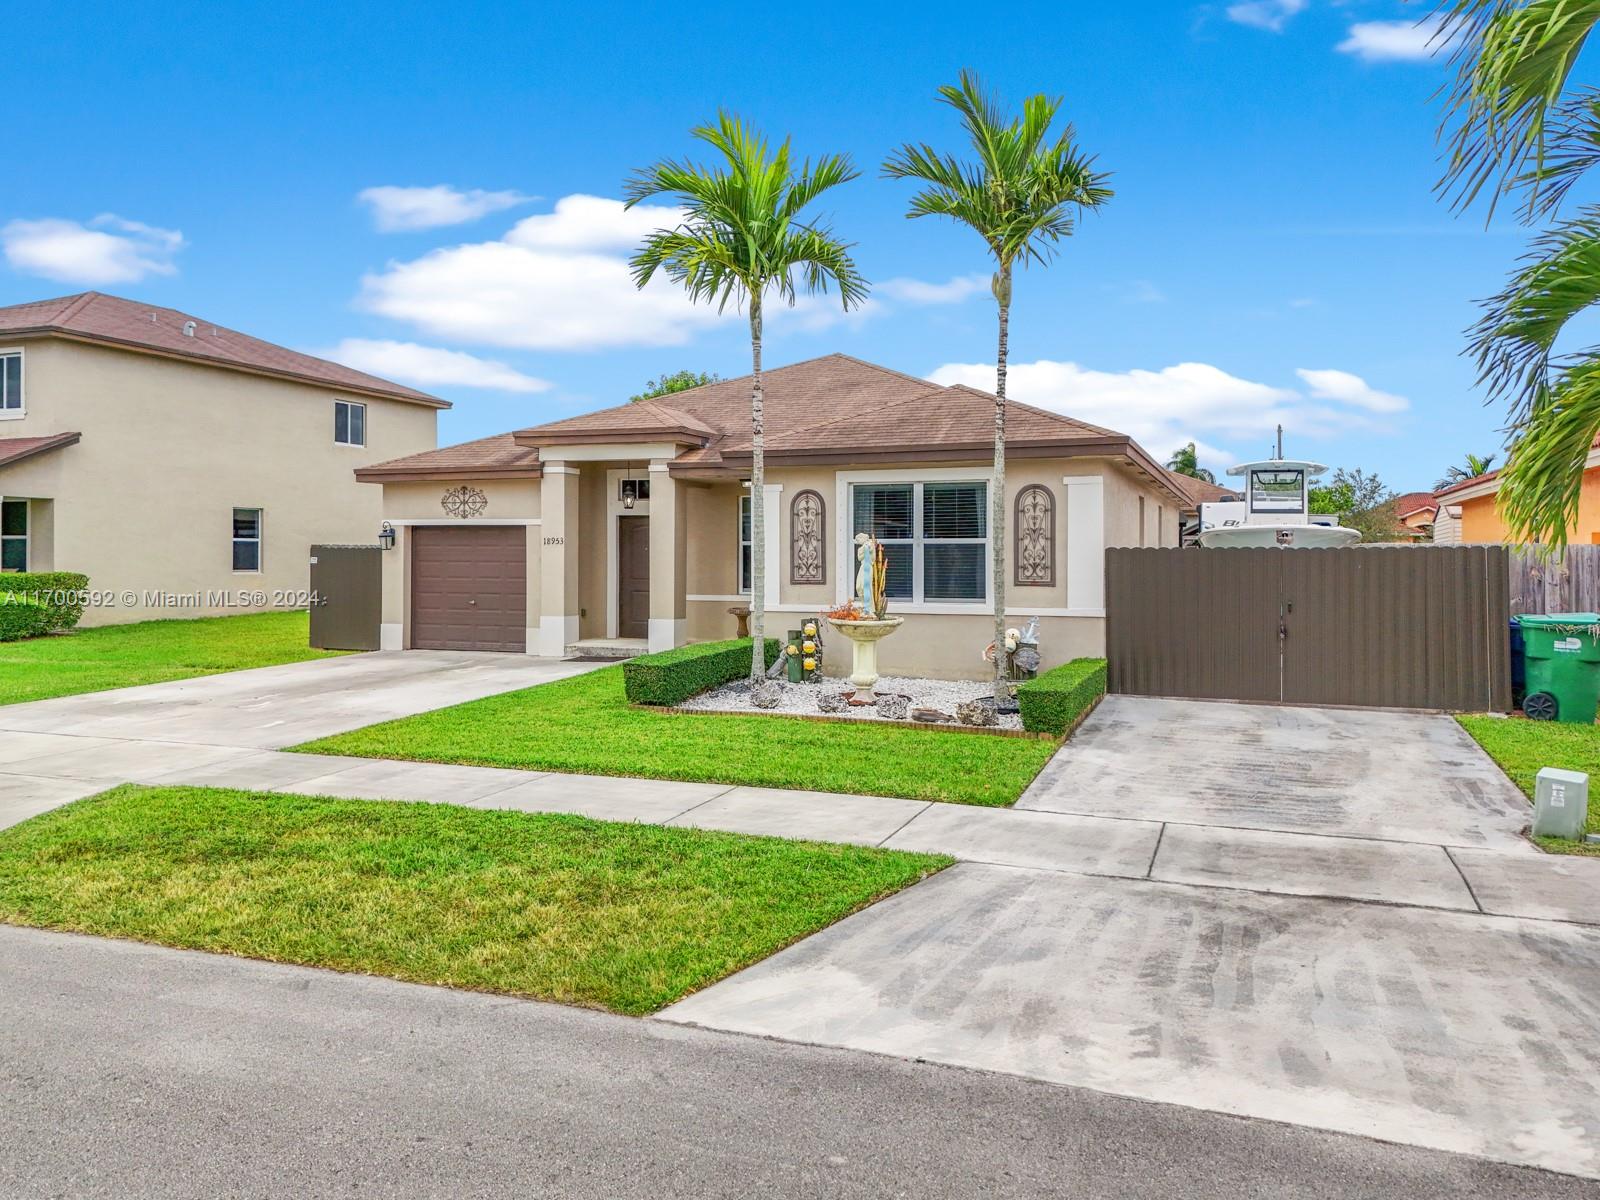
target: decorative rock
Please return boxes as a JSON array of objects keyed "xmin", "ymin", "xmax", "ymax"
[
  {"xmin": 817, "ymin": 691, "xmax": 850, "ymax": 714},
  {"xmin": 876, "ymin": 694, "xmax": 909, "ymax": 721},
  {"xmin": 911, "ymin": 706, "xmax": 953, "ymax": 723},
  {"xmin": 751, "ymin": 681, "xmax": 784, "ymax": 710},
  {"xmin": 956, "ymin": 697, "xmax": 998, "ymax": 727}
]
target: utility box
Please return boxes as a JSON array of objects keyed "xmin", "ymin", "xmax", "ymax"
[{"xmin": 1533, "ymin": 767, "xmax": 1589, "ymax": 840}]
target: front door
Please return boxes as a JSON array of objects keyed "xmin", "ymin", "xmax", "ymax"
[{"xmin": 618, "ymin": 516, "xmax": 649, "ymax": 639}]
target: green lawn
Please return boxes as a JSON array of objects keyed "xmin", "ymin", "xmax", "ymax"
[
  {"xmin": 294, "ymin": 666, "xmax": 1058, "ymax": 806},
  {"xmin": 0, "ymin": 611, "xmax": 342, "ymax": 705},
  {"xmin": 1457, "ymin": 715, "xmax": 1600, "ymax": 855},
  {"xmin": 0, "ymin": 785, "xmax": 947, "ymax": 1015}
]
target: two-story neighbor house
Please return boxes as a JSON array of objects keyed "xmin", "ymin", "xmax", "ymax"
[
  {"xmin": 355, "ymin": 354, "xmax": 1187, "ymax": 679},
  {"xmin": 0, "ymin": 292, "xmax": 443, "ymax": 624}
]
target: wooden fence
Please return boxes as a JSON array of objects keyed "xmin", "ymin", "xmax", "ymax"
[{"xmin": 1507, "ymin": 544, "xmax": 1600, "ymax": 615}]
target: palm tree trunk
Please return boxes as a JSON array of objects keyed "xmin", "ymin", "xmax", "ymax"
[
  {"xmin": 749, "ymin": 295, "xmax": 766, "ymax": 683},
  {"xmin": 993, "ymin": 265, "xmax": 1011, "ymax": 705}
]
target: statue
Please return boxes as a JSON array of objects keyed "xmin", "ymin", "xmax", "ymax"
[{"xmin": 854, "ymin": 533, "xmax": 875, "ymax": 614}]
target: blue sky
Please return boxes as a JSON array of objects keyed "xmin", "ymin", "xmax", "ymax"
[{"xmin": 4, "ymin": 0, "xmax": 1518, "ymax": 490}]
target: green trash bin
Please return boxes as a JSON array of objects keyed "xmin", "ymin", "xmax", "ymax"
[{"xmin": 1515, "ymin": 613, "xmax": 1600, "ymax": 723}]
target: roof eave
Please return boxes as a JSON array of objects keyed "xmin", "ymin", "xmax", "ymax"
[
  {"xmin": 0, "ymin": 430, "xmax": 83, "ymax": 469},
  {"xmin": 5, "ymin": 328, "xmax": 450, "ymax": 409},
  {"xmin": 354, "ymin": 464, "xmax": 543, "ymax": 483}
]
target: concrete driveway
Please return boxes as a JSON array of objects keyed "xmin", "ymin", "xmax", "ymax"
[
  {"xmin": 0, "ymin": 651, "xmax": 604, "ymax": 825},
  {"xmin": 661, "ymin": 696, "xmax": 1600, "ymax": 1181}
]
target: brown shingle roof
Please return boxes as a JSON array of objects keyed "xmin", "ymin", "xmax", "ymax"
[
  {"xmin": 353, "ymin": 433, "xmax": 541, "ymax": 482},
  {"xmin": 0, "ymin": 292, "xmax": 447, "ymax": 408},
  {"xmin": 0, "ymin": 431, "xmax": 82, "ymax": 469},
  {"xmin": 365, "ymin": 353, "xmax": 1187, "ymax": 504}
]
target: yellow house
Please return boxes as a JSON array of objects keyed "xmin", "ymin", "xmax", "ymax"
[{"xmin": 1434, "ymin": 453, "xmax": 1600, "ymax": 544}]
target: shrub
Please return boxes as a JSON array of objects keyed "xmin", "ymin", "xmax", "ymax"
[
  {"xmin": 0, "ymin": 572, "xmax": 89, "ymax": 642},
  {"xmin": 1018, "ymin": 657, "xmax": 1107, "ymax": 736},
  {"xmin": 623, "ymin": 637, "xmax": 781, "ymax": 705}
]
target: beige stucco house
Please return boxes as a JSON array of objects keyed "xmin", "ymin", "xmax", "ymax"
[
  {"xmin": 358, "ymin": 355, "xmax": 1186, "ymax": 679},
  {"xmin": 0, "ymin": 292, "xmax": 443, "ymax": 624}
]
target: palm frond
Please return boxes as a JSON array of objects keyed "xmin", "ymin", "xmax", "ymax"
[
  {"xmin": 1498, "ymin": 355, "xmax": 1600, "ymax": 544},
  {"xmin": 1437, "ymin": 0, "xmax": 1600, "ymax": 218},
  {"xmin": 1469, "ymin": 205, "xmax": 1600, "ymax": 420}
]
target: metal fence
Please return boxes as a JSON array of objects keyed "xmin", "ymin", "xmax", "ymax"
[{"xmin": 1106, "ymin": 545, "xmax": 1511, "ymax": 712}]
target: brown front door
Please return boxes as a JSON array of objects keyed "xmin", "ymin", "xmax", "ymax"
[
  {"xmin": 410, "ymin": 525, "xmax": 527, "ymax": 652},
  {"xmin": 618, "ymin": 516, "xmax": 649, "ymax": 639}
]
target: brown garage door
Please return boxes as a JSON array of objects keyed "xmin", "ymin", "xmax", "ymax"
[{"xmin": 410, "ymin": 525, "xmax": 527, "ymax": 653}]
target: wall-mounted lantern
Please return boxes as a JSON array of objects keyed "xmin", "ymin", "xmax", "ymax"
[{"xmin": 378, "ymin": 521, "xmax": 396, "ymax": 551}]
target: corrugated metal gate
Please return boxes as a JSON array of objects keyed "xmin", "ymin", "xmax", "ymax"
[{"xmin": 1105, "ymin": 546, "xmax": 1511, "ymax": 712}]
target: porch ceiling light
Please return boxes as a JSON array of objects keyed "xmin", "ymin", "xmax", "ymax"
[{"xmin": 621, "ymin": 479, "xmax": 637, "ymax": 509}]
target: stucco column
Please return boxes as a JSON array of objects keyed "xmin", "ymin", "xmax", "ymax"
[
  {"xmin": 538, "ymin": 462, "xmax": 581, "ymax": 656},
  {"xmin": 648, "ymin": 462, "xmax": 686, "ymax": 652},
  {"xmin": 1062, "ymin": 475, "xmax": 1105, "ymax": 614}
]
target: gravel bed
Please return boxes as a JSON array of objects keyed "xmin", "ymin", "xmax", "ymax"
[{"xmin": 677, "ymin": 674, "xmax": 1023, "ymax": 732}]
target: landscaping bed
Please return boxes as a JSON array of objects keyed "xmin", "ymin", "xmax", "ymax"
[
  {"xmin": 1457, "ymin": 714, "xmax": 1600, "ymax": 856},
  {"xmin": 294, "ymin": 664, "xmax": 1060, "ymax": 806},
  {"xmin": 0, "ymin": 611, "xmax": 343, "ymax": 706},
  {"xmin": 677, "ymin": 674, "xmax": 1029, "ymax": 732},
  {"xmin": 0, "ymin": 784, "xmax": 949, "ymax": 1015}
]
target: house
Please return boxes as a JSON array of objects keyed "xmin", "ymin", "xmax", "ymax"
[
  {"xmin": 0, "ymin": 292, "xmax": 443, "ymax": 623},
  {"xmin": 355, "ymin": 354, "xmax": 1189, "ymax": 678},
  {"xmin": 1394, "ymin": 492, "xmax": 1438, "ymax": 541},
  {"xmin": 1168, "ymin": 474, "xmax": 1240, "ymax": 546},
  {"xmin": 1434, "ymin": 446, "xmax": 1600, "ymax": 544}
]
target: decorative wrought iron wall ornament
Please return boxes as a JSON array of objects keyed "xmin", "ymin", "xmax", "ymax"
[
  {"xmin": 1015, "ymin": 485, "xmax": 1054, "ymax": 586},
  {"xmin": 441, "ymin": 486, "xmax": 488, "ymax": 519},
  {"xmin": 790, "ymin": 489, "xmax": 826, "ymax": 584}
]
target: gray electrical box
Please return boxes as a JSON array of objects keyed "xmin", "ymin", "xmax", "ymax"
[{"xmin": 1533, "ymin": 768, "xmax": 1589, "ymax": 840}]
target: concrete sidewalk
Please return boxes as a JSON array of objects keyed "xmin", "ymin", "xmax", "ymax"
[{"xmin": 5, "ymin": 732, "xmax": 1599, "ymax": 927}]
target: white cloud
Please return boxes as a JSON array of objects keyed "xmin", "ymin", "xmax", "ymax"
[
  {"xmin": 1226, "ymin": 0, "xmax": 1306, "ymax": 32},
  {"xmin": 506, "ymin": 194, "xmax": 684, "ymax": 251},
  {"xmin": 1, "ymin": 214, "xmax": 183, "ymax": 284},
  {"xmin": 1296, "ymin": 367, "xmax": 1408, "ymax": 413},
  {"xmin": 877, "ymin": 273, "xmax": 990, "ymax": 305},
  {"xmin": 358, "ymin": 185, "xmax": 530, "ymax": 232},
  {"xmin": 320, "ymin": 338, "xmax": 551, "ymax": 393},
  {"xmin": 1336, "ymin": 17, "xmax": 1450, "ymax": 63},
  {"xmin": 358, "ymin": 193, "xmax": 864, "ymax": 351},
  {"xmin": 927, "ymin": 358, "xmax": 1407, "ymax": 462}
]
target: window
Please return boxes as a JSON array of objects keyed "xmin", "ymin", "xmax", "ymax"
[
  {"xmin": 618, "ymin": 477, "xmax": 651, "ymax": 505},
  {"xmin": 0, "ymin": 350, "xmax": 21, "ymax": 415},
  {"xmin": 334, "ymin": 400, "xmax": 366, "ymax": 447},
  {"xmin": 232, "ymin": 508, "xmax": 262, "ymax": 571},
  {"xmin": 1249, "ymin": 468, "xmax": 1303, "ymax": 513},
  {"xmin": 738, "ymin": 495, "xmax": 753, "ymax": 593},
  {"xmin": 850, "ymin": 480, "xmax": 988, "ymax": 604},
  {"xmin": 1138, "ymin": 496, "xmax": 1146, "ymax": 547},
  {"xmin": 1, "ymin": 500, "xmax": 26, "ymax": 571}
]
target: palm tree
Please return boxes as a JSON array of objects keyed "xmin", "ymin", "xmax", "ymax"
[
  {"xmin": 1434, "ymin": 451, "xmax": 1498, "ymax": 491},
  {"xmin": 885, "ymin": 72, "xmax": 1111, "ymax": 703},
  {"xmin": 1166, "ymin": 442, "xmax": 1215, "ymax": 483},
  {"xmin": 1437, "ymin": 2, "xmax": 1600, "ymax": 544},
  {"xmin": 626, "ymin": 114, "xmax": 868, "ymax": 685}
]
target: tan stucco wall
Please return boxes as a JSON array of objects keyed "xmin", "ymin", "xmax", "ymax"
[
  {"xmin": 0, "ymin": 338, "xmax": 438, "ymax": 625},
  {"xmin": 376, "ymin": 478, "xmax": 541, "ymax": 647}
]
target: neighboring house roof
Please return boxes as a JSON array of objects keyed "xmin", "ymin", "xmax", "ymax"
[
  {"xmin": 374, "ymin": 353, "xmax": 1184, "ymax": 502},
  {"xmin": 1394, "ymin": 491, "xmax": 1438, "ymax": 520},
  {"xmin": 1165, "ymin": 472, "xmax": 1239, "ymax": 512},
  {"xmin": 0, "ymin": 292, "xmax": 448, "ymax": 408},
  {"xmin": 0, "ymin": 431, "xmax": 82, "ymax": 469},
  {"xmin": 353, "ymin": 433, "xmax": 542, "ymax": 482}
]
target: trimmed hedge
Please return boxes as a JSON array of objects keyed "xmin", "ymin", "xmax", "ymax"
[
  {"xmin": 0, "ymin": 572, "xmax": 89, "ymax": 642},
  {"xmin": 1018, "ymin": 657, "xmax": 1107, "ymax": 736},
  {"xmin": 623, "ymin": 637, "xmax": 782, "ymax": 706}
]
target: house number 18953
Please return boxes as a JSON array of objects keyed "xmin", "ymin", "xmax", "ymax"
[{"xmin": 543, "ymin": 536, "xmax": 565, "ymax": 545}]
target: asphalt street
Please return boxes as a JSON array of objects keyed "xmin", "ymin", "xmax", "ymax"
[{"xmin": 0, "ymin": 926, "xmax": 1590, "ymax": 1200}]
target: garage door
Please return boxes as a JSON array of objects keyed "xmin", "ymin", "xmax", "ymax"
[{"xmin": 410, "ymin": 525, "xmax": 527, "ymax": 653}]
